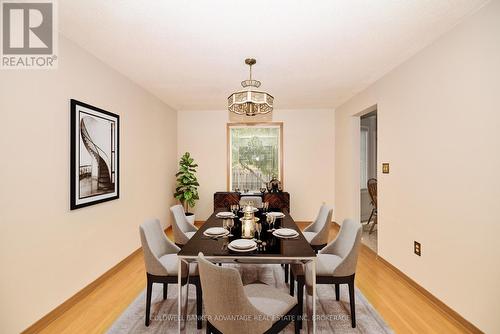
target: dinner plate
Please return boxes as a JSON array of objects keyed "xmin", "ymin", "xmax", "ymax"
[
  {"xmin": 216, "ymin": 212, "xmax": 235, "ymax": 218},
  {"xmin": 240, "ymin": 207, "xmax": 259, "ymax": 213},
  {"xmin": 274, "ymin": 228, "xmax": 296, "ymax": 236},
  {"xmin": 230, "ymin": 239, "xmax": 256, "ymax": 250},
  {"xmin": 239, "ymin": 217, "xmax": 260, "ymax": 223},
  {"xmin": 273, "ymin": 229, "xmax": 299, "ymax": 239},
  {"xmin": 203, "ymin": 227, "xmax": 229, "ymax": 237},
  {"xmin": 227, "ymin": 244, "xmax": 258, "ymax": 252},
  {"xmin": 266, "ymin": 212, "xmax": 285, "ymax": 218}
]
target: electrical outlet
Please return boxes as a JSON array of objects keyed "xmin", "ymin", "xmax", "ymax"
[{"xmin": 414, "ymin": 241, "xmax": 421, "ymax": 256}]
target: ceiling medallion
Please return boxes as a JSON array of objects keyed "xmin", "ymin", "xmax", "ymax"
[{"xmin": 228, "ymin": 58, "xmax": 274, "ymax": 116}]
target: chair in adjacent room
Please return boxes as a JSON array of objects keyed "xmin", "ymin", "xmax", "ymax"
[
  {"xmin": 367, "ymin": 178, "xmax": 378, "ymax": 234},
  {"xmin": 198, "ymin": 253, "xmax": 300, "ymax": 334},
  {"xmin": 290, "ymin": 219, "xmax": 362, "ymax": 328},
  {"xmin": 170, "ymin": 204, "xmax": 198, "ymax": 247},
  {"xmin": 139, "ymin": 219, "xmax": 202, "ymax": 328}
]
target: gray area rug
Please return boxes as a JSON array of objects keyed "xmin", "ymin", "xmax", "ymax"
[{"xmin": 108, "ymin": 264, "xmax": 392, "ymax": 333}]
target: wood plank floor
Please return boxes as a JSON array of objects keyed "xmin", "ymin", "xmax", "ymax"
[{"xmin": 35, "ymin": 222, "xmax": 473, "ymax": 334}]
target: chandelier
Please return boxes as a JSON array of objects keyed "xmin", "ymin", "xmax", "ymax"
[{"xmin": 228, "ymin": 58, "xmax": 274, "ymax": 116}]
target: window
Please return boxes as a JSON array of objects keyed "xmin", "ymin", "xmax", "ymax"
[
  {"xmin": 228, "ymin": 123, "xmax": 283, "ymax": 192},
  {"xmin": 360, "ymin": 127, "xmax": 369, "ymax": 190}
]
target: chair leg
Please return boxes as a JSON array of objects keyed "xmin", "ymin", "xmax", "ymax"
[
  {"xmin": 289, "ymin": 271, "xmax": 295, "ymax": 296},
  {"xmin": 367, "ymin": 208, "xmax": 374, "ymax": 225},
  {"xmin": 369, "ymin": 215, "xmax": 377, "ymax": 234},
  {"xmin": 145, "ymin": 276, "xmax": 153, "ymax": 326},
  {"xmin": 206, "ymin": 321, "xmax": 211, "ymax": 334},
  {"xmin": 348, "ymin": 278, "xmax": 356, "ymax": 328},
  {"xmin": 163, "ymin": 282, "xmax": 168, "ymax": 300},
  {"xmin": 195, "ymin": 279, "xmax": 203, "ymax": 329},
  {"xmin": 297, "ymin": 278, "xmax": 304, "ymax": 329},
  {"xmin": 335, "ymin": 283, "xmax": 340, "ymax": 301},
  {"xmin": 284, "ymin": 264, "xmax": 289, "ymax": 283},
  {"xmin": 294, "ymin": 306, "xmax": 300, "ymax": 334}
]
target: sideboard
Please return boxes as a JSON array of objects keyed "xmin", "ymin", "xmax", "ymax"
[{"xmin": 214, "ymin": 192, "xmax": 290, "ymax": 213}]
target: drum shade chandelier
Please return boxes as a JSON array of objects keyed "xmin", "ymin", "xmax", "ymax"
[{"xmin": 228, "ymin": 58, "xmax": 274, "ymax": 116}]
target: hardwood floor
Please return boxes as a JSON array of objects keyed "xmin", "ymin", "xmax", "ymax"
[{"xmin": 32, "ymin": 222, "xmax": 475, "ymax": 334}]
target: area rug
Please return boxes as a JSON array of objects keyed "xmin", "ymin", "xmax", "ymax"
[{"xmin": 107, "ymin": 264, "xmax": 392, "ymax": 333}]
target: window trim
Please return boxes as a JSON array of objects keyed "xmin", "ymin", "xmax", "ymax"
[{"xmin": 226, "ymin": 122, "xmax": 284, "ymax": 191}]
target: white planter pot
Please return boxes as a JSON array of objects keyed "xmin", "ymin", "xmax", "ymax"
[{"xmin": 186, "ymin": 214, "xmax": 195, "ymax": 225}]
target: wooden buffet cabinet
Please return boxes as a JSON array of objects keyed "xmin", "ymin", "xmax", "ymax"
[{"xmin": 213, "ymin": 192, "xmax": 290, "ymax": 213}]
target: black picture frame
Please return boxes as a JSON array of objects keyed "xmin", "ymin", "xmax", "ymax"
[{"xmin": 70, "ymin": 99, "xmax": 119, "ymax": 210}]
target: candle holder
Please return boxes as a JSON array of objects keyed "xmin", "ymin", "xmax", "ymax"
[{"xmin": 240, "ymin": 204, "xmax": 259, "ymax": 239}]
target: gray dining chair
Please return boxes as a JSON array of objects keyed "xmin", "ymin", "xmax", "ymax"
[
  {"xmin": 290, "ymin": 219, "xmax": 362, "ymax": 328},
  {"xmin": 198, "ymin": 253, "xmax": 300, "ymax": 334},
  {"xmin": 139, "ymin": 219, "xmax": 202, "ymax": 328},
  {"xmin": 239, "ymin": 195, "xmax": 263, "ymax": 208},
  {"xmin": 283, "ymin": 204, "xmax": 333, "ymax": 284},
  {"xmin": 302, "ymin": 204, "xmax": 333, "ymax": 252},
  {"xmin": 170, "ymin": 204, "xmax": 198, "ymax": 246}
]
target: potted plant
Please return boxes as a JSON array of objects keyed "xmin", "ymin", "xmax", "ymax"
[{"xmin": 174, "ymin": 152, "xmax": 199, "ymax": 224}]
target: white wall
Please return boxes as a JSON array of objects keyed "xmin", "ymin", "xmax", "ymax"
[
  {"xmin": 0, "ymin": 36, "xmax": 178, "ymax": 334},
  {"xmin": 334, "ymin": 1, "xmax": 500, "ymax": 332},
  {"xmin": 177, "ymin": 109, "xmax": 335, "ymax": 221}
]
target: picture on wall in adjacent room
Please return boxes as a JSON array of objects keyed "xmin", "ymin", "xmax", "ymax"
[{"xmin": 70, "ymin": 99, "xmax": 119, "ymax": 210}]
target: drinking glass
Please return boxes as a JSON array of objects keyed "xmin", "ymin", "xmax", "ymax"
[
  {"xmin": 227, "ymin": 219, "xmax": 234, "ymax": 237},
  {"xmin": 263, "ymin": 202, "xmax": 269, "ymax": 213},
  {"xmin": 255, "ymin": 222, "xmax": 262, "ymax": 243},
  {"xmin": 267, "ymin": 215, "xmax": 276, "ymax": 232}
]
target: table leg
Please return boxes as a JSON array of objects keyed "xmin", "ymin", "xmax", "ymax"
[
  {"xmin": 312, "ymin": 258, "xmax": 316, "ymax": 334},
  {"xmin": 178, "ymin": 258, "xmax": 182, "ymax": 333},
  {"xmin": 305, "ymin": 259, "xmax": 317, "ymax": 334}
]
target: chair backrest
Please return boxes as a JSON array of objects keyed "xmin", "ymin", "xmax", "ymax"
[
  {"xmin": 320, "ymin": 219, "xmax": 362, "ymax": 277},
  {"xmin": 139, "ymin": 219, "xmax": 179, "ymax": 276},
  {"xmin": 305, "ymin": 204, "xmax": 333, "ymax": 246},
  {"xmin": 170, "ymin": 204, "xmax": 193, "ymax": 245},
  {"xmin": 367, "ymin": 178, "xmax": 377, "ymax": 208},
  {"xmin": 197, "ymin": 253, "xmax": 271, "ymax": 333},
  {"xmin": 239, "ymin": 195, "xmax": 263, "ymax": 208}
]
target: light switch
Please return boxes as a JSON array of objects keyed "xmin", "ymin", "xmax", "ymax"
[{"xmin": 382, "ymin": 163, "xmax": 390, "ymax": 174}]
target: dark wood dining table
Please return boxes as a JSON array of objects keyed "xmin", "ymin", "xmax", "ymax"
[{"xmin": 177, "ymin": 209, "xmax": 318, "ymax": 333}]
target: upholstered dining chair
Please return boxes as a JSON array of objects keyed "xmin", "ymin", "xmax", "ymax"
[
  {"xmin": 302, "ymin": 204, "xmax": 333, "ymax": 252},
  {"xmin": 139, "ymin": 219, "xmax": 202, "ymax": 328},
  {"xmin": 170, "ymin": 204, "xmax": 198, "ymax": 247},
  {"xmin": 290, "ymin": 219, "xmax": 362, "ymax": 328},
  {"xmin": 283, "ymin": 204, "xmax": 333, "ymax": 284},
  {"xmin": 239, "ymin": 195, "xmax": 263, "ymax": 208},
  {"xmin": 198, "ymin": 253, "xmax": 300, "ymax": 334}
]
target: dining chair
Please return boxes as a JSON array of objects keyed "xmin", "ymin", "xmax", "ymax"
[
  {"xmin": 290, "ymin": 219, "xmax": 362, "ymax": 328},
  {"xmin": 302, "ymin": 204, "xmax": 333, "ymax": 252},
  {"xmin": 170, "ymin": 204, "xmax": 198, "ymax": 247},
  {"xmin": 367, "ymin": 178, "xmax": 378, "ymax": 234},
  {"xmin": 139, "ymin": 219, "xmax": 202, "ymax": 328},
  {"xmin": 282, "ymin": 204, "xmax": 333, "ymax": 284},
  {"xmin": 198, "ymin": 253, "xmax": 300, "ymax": 334},
  {"xmin": 239, "ymin": 195, "xmax": 263, "ymax": 208}
]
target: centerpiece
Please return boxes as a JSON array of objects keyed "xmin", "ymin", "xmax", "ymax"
[{"xmin": 240, "ymin": 203, "xmax": 259, "ymax": 239}]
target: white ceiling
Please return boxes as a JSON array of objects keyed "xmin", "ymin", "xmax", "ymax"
[{"xmin": 59, "ymin": 0, "xmax": 488, "ymax": 110}]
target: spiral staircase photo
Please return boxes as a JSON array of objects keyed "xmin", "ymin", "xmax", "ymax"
[{"xmin": 80, "ymin": 117, "xmax": 114, "ymax": 194}]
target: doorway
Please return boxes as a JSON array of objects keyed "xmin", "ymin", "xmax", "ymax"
[{"xmin": 360, "ymin": 111, "xmax": 377, "ymax": 252}]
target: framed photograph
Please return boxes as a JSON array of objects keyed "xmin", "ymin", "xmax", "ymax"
[{"xmin": 70, "ymin": 99, "xmax": 119, "ymax": 210}]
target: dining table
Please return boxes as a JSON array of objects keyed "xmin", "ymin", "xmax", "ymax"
[{"xmin": 177, "ymin": 208, "xmax": 318, "ymax": 333}]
